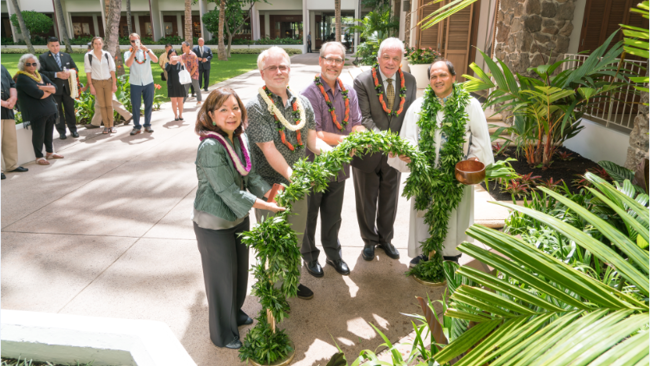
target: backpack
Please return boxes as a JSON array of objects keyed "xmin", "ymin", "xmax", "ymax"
[{"xmin": 88, "ymin": 52, "xmax": 110, "ymax": 67}]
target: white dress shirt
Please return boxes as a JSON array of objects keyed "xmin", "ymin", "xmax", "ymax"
[{"xmin": 84, "ymin": 50, "xmax": 116, "ymax": 80}]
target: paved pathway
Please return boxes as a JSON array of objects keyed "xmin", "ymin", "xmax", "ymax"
[{"xmin": 1, "ymin": 53, "xmax": 508, "ymax": 365}]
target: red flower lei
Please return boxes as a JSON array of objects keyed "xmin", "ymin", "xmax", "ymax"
[
  {"xmin": 263, "ymin": 86, "xmax": 304, "ymax": 151},
  {"xmin": 371, "ymin": 64, "xmax": 406, "ymax": 117},
  {"xmin": 129, "ymin": 47, "xmax": 147, "ymax": 65},
  {"xmin": 314, "ymin": 75, "xmax": 349, "ymax": 131}
]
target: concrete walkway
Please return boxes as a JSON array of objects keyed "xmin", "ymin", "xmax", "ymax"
[{"xmin": 1, "ymin": 53, "xmax": 508, "ymax": 365}]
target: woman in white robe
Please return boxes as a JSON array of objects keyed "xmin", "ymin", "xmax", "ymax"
[{"xmin": 387, "ymin": 95, "xmax": 494, "ymax": 258}]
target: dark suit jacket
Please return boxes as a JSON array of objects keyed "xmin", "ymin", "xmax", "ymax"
[
  {"xmin": 38, "ymin": 51, "xmax": 78, "ymax": 96},
  {"xmin": 192, "ymin": 45, "xmax": 213, "ymax": 71},
  {"xmin": 352, "ymin": 68, "xmax": 417, "ymax": 172}
]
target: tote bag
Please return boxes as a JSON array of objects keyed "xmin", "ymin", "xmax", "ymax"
[{"xmin": 178, "ymin": 64, "xmax": 192, "ymax": 85}]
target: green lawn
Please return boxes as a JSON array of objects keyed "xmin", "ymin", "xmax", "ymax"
[{"xmin": 1, "ymin": 53, "xmax": 259, "ymax": 101}]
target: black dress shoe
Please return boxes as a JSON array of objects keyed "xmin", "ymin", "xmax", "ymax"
[
  {"xmin": 326, "ymin": 258, "xmax": 350, "ymax": 275},
  {"xmin": 224, "ymin": 337, "xmax": 242, "ymax": 349},
  {"xmin": 59, "ymin": 134, "xmax": 67, "ymax": 140},
  {"xmin": 237, "ymin": 310, "xmax": 253, "ymax": 326},
  {"xmin": 304, "ymin": 260, "xmax": 324, "ymax": 278},
  {"xmin": 71, "ymin": 131, "xmax": 79, "ymax": 138},
  {"xmin": 443, "ymin": 254, "xmax": 462, "ymax": 264},
  {"xmin": 9, "ymin": 167, "xmax": 28, "ymax": 173},
  {"xmin": 1, "ymin": 173, "xmax": 5, "ymax": 180},
  {"xmin": 409, "ymin": 254, "xmax": 428, "ymax": 268},
  {"xmin": 377, "ymin": 242, "xmax": 400, "ymax": 259},
  {"xmin": 362, "ymin": 243, "xmax": 375, "ymax": 261},
  {"xmin": 297, "ymin": 284, "xmax": 314, "ymax": 300}
]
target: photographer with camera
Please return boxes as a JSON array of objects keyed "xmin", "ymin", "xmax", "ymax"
[{"xmin": 124, "ymin": 33, "xmax": 158, "ymax": 135}]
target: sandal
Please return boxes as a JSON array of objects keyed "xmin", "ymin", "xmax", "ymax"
[
  {"xmin": 46, "ymin": 153, "xmax": 64, "ymax": 159},
  {"xmin": 103, "ymin": 128, "xmax": 109, "ymax": 134},
  {"xmin": 36, "ymin": 158, "xmax": 50, "ymax": 165},
  {"xmin": 111, "ymin": 127, "xmax": 117, "ymax": 133}
]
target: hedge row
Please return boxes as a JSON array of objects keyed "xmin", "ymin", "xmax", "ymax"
[{"xmin": 0, "ymin": 48, "xmax": 302, "ymax": 55}]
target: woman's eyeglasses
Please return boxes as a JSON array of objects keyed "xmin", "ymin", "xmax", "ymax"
[{"xmin": 25, "ymin": 63, "xmax": 37, "ymax": 67}]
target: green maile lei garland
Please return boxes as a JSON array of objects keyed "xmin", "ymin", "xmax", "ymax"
[
  {"xmin": 239, "ymin": 131, "xmax": 429, "ymax": 364},
  {"xmin": 405, "ymin": 83, "xmax": 471, "ymax": 283}
]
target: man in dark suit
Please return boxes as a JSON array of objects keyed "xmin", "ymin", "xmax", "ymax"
[
  {"xmin": 352, "ymin": 37, "xmax": 417, "ymax": 262},
  {"xmin": 192, "ymin": 38, "xmax": 213, "ymax": 92},
  {"xmin": 39, "ymin": 37, "xmax": 79, "ymax": 139}
]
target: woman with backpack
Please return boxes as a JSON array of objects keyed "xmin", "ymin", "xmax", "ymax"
[{"xmin": 85, "ymin": 36, "xmax": 117, "ymax": 134}]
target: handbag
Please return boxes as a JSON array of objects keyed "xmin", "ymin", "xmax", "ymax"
[{"xmin": 178, "ymin": 64, "xmax": 192, "ymax": 85}]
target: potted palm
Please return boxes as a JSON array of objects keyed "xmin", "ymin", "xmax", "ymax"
[{"xmin": 404, "ymin": 47, "xmax": 441, "ymax": 88}]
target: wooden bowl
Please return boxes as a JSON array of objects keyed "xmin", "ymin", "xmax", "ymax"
[{"xmin": 455, "ymin": 160, "xmax": 486, "ymax": 185}]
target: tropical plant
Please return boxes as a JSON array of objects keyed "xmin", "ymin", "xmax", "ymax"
[
  {"xmin": 126, "ymin": 0, "xmax": 133, "ymax": 35},
  {"xmin": 501, "ymin": 178, "xmax": 530, "ymax": 199},
  {"xmin": 538, "ymin": 177, "xmax": 565, "ymax": 192},
  {"xmin": 556, "ymin": 150, "xmax": 574, "ymax": 161},
  {"xmin": 404, "ymin": 46, "xmax": 442, "ymax": 65},
  {"xmin": 418, "ymin": 0, "xmax": 478, "ymax": 31},
  {"xmin": 203, "ymin": 0, "xmax": 267, "ymax": 58},
  {"xmin": 465, "ymin": 32, "xmax": 630, "ymax": 169},
  {"xmin": 519, "ymin": 172, "xmax": 541, "ymax": 187},
  {"xmin": 8, "ymin": 0, "xmax": 36, "ymax": 54},
  {"xmin": 75, "ymin": 92, "xmax": 96, "ymax": 124},
  {"xmin": 184, "ymin": 0, "xmax": 193, "ymax": 46},
  {"xmin": 105, "ymin": 0, "xmax": 125, "ymax": 77},
  {"xmin": 621, "ymin": 1, "xmax": 649, "ymax": 95},
  {"xmin": 10, "ymin": 11, "xmax": 53, "ymax": 36},
  {"xmin": 351, "ymin": 9, "xmax": 399, "ymax": 65},
  {"xmin": 430, "ymin": 173, "xmax": 649, "ymax": 365}
]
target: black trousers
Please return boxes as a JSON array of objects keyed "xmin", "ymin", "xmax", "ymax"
[
  {"xmin": 31, "ymin": 113, "xmax": 56, "ymax": 159},
  {"xmin": 301, "ymin": 179, "xmax": 346, "ymax": 262},
  {"xmin": 194, "ymin": 218, "xmax": 250, "ymax": 347},
  {"xmin": 52, "ymin": 92, "xmax": 77, "ymax": 135},
  {"xmin": 307, "ymin": 41, "xmax": 312, "ymax": 53},
  {"xmin": 352, "ymin": 156, "xmax": 401, "ymax": 246},
  {"xmin": 199, "ymin": 68, "xmax": 210, "ymax": 90}
]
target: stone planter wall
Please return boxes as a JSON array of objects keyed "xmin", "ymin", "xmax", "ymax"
[
  {"xmin": 625, "ymin": 92, "xmax": 650, "ymax": 170},
  {"xmin": 494, "ymin": 0, "xmax": 576, "ymax": 76}
]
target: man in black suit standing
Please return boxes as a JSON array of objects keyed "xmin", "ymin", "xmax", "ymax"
[
  {"xmin": 192, "ymin": 38, "xmax": 213, "ymax": 93},
  {"xmin": 39, "ymin": 37, "xmax": 79, "ymax": 139},
  {"xmin": 352, "ymin": 37, "xmax": 417, "ymax": 261}
]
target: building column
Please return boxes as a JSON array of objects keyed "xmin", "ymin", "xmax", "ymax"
[
  {"xmin": 176, "ymin": 14, "xmax": 183, "ymax": 39},
  {"xmin": 92, "ymin": 14, "xmax": 100, "ymax": 36},
  {"xmin": 198, "ymin": 0, "xmax": 209, "ymax": 40},
  {"xmin": 409, "ymin": 0, "xmax": 417, "ymax": 48},
  {"xmin": 302, "ymin": 0, "xmax": 308, "ymax": 53},
  {"xmin": 134, "ymin": 14, "xmax": 141, "ymax": 36},
  {"xmin": 149, "ymin": 0, "xmax": 162, "ymax": 41},
  {"xmin": 252, "ymin": 4, "xmax": 260, "ymax": 40},
  {"xmin": 99, "ymin": 0, "xmax": 107, "ymax": 33},
  {"xmin": 264, "ymin": 14, "xmax": 270, "ymax": 38},
  {"xmin": 354, "ymin": 5, "xmax": 359, "ymax": 53},
  {"xmin": 6, "ymin": 0, "xmax": 19, "ymax": 43}
]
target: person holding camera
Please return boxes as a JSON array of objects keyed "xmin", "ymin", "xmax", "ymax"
[{"xmin": 124, "ymin": 33, "xmax": 158, "ymax": 136}]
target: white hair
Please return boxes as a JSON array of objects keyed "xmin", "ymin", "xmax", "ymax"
[
  {"xmin": 257, "ymin": 46, "xmax": 291, "ymax": 71},
  {"xmin": 377, "ymin": 37, "xmax": 405, "ymax": 59},
  {"xmin": 319, "ymin": 42, "xmax": 346, "ymax": 58},
  {"xmin": 18, "ymin": 54, "xmax": 40, "ymax": 71}
]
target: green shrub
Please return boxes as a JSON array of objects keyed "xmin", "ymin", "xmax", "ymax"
[
  {"xmin": 0, "ymin": 47, "xmax": 89, "ymax": 54},
  {"xmin": 10, "ymin": 12, "xmax": 53, "ymax": 35}
]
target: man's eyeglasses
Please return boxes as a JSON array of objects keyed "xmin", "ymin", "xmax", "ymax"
[
  {"xmin": 264, "ymin": 65, "xmax": 289, "ymax": 73},
  {"xmin": 321, "ymin": 57, "xmax": 344, "ymax": 66},
  {"xmin": 25, "ymin": 63, "xmax": 37, "ymax": 67}
]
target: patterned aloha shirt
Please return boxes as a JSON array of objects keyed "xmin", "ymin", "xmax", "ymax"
[
  {"xmin": 181, "ymin": 51, "xmax": 199, "ymax": 80},
  {"xmin": 245, "ymin": 88, "xmax": 316, "ymax": 186}
]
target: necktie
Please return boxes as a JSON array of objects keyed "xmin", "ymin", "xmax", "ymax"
[
  {"xmin": 200, "ymin": 47, "xmax": 204, "ymax": 55},
  {"xmin": 55, "ymin": 53, "xmax": 62, "ymax": 69},
  {"xmin": 386, "ymin": 78, "xmax": 395, "ymax": 111}
]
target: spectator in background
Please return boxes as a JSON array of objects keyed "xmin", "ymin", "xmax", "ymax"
[
  {"xmin": 181, "ymin": 41, "xmax": 202, "ymax": 106},
  {"xmin": 39, "ymin": 37, "xmax": 79, "ymax": 140},
  {"xmin": 192, "ymin": 38, "xmax": 212, "ymax": 93},
  {"xmin": 85, "ymin": 36, "xmax": 117, "ymax": 134},
  {"xmin": 1, "ymin": 65, "xmax": 28, "ymax": 180},
  {"xmin": 165, "ymin": 49, "xmax": 188, "ymax": 121},
  {"xmin": 158, "ymin": 43, "xmax": 172, "ymax": 80},
  {"xmin": 124, "ymin": 33, "xmax": 158, "ymax": 135},
  {"xmin": 15, "ymin": 54, "xmax": 63, "ymax": 166}
]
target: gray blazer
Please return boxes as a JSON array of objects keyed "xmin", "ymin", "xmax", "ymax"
[{"xmin": 352, "ymin": 68, "xmax": 417, "ymax": 172}]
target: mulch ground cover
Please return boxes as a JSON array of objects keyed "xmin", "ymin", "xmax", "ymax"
[{"xmin": 481, "ymin": 146, "xmax": 602, "ymax": 201}]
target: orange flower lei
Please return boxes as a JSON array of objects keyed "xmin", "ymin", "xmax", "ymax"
[
  {"xmin": 263, "ymin": 86, "xmax": 304, "ymax": 152},
  {"xmin": 129, "ymin": 47, "xmax": 147, "ymax": 65},
  {"xmin": 314, "ymin": 75, "xmax": 349, "ymax": 131},
  {"xmin": 371, "ymin": 64, "xmax": 406, "ymax": 117}
]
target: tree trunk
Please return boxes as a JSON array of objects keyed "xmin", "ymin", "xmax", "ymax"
[
  {"xmin": 217, "ymin": 0, "xmax": 227, "ymax": 60},
  {"xmin": 335, "ymin": 0, "xmax": 341, "ymax": 42},
  {"xmin": 184, "ymin": 0, "xmax": 192, "ymax": 45},
  {"xmin": 10, "ymin": 0, "xmax": 35, "ymax": 54},
  {"xmin": 107, "ymin": 0, "xmax": 125, "ymax": 77},
  {"xmin": 126, "ymin": 0, "xmax": 132, "ymax": 36},
  {"xmin": 53, "ymin": 0, "xmax": 72, "ymax": 53}
]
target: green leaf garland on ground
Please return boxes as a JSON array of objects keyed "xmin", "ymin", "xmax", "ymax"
[{"xmin": 405, "ymin": 84, "xmax": 471, "ymax": 282}]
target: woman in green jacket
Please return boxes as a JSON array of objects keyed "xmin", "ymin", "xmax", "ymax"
[{"xmin": 193, "ymin": 88, "xmax": 284, "ymax": 350}]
